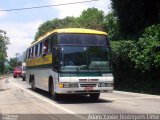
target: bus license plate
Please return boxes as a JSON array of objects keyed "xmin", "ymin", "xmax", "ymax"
[{"xmin": 84, "ymin": 87, "xmax": 93, "ymax": 90}]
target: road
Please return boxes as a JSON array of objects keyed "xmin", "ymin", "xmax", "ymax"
[{"xmin": 0, "ymin": 77, "xmax": 160, "ymax": 120}]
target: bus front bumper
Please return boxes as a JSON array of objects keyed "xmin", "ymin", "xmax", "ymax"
[{"xmin": 56, "ymin": 86, "xmax": 113, "ymax": 94}]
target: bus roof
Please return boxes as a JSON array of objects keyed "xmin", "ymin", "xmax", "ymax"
[{"xmin": 31, "ymin": 28, "xmax": 108, "ymax": 47}]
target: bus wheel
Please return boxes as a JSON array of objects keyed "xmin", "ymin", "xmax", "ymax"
[
  {"xmin": 49, "ymin": 82, "xmax": 59, "ymax": 100},
  {"xmin": 31, "ymin": 79, "xmax": 36, "ymax": 91},
  {"xmin": 22, "ymin": 77, "xmax": 25, "ymax": 81},
  {"xmin": 90, "ymin": 93, "xmax": 100, "ymax": 101}
]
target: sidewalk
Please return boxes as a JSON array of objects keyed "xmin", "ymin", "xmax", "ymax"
[{"xmin": 0, "ymin": 74, "xmax": 11, "ymax": 80}]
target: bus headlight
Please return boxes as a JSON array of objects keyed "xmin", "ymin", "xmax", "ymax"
[
  {"xmin": 106, "ymin": 83, "xmax": 113, "ymax": 87},
  {"xmin": 59, "ymin": 83, "xmax": 63, "ymax": 88},
  {"xmin": 69, "ymin": 83, "xmax": 78, "ymax": 88},
  {"xmin": 98, "ymin": 83, "xmax": 113, "ymax": 87},
  {"xmin": 101, "ymin": 83, "xmax": 106, "ymax": 87},
  {"xmin": 63, "ymin": 83, "xmax": 69, "ymax": 88},
  {"xmin": 62, "ymin": 83, "xmax": 78, "ymax": 88}
]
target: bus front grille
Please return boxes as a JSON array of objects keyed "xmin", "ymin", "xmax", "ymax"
[
  {"xmin": 80, "ymin": 83, "xmax": 97, "ymax": 87},
  {"xmin": 75, "ymin": 90, "xmax": 100, "ymax": 93},
  {"xmin": 79, "ymin": 79, "xmax": 99, "ymax": 82}
]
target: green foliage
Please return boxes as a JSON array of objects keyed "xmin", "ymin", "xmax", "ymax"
[
  {"xmin": 111, "ymin": 25, "xmax": 160, "ymax": 94},
  {"xmin": 78, "ymin": 7, "xmax": 105, "ymax": 30},
  {"xmin": 111, "ymin": 40, "xmax": 136, "ymax": 90},
  {"xmin": 129, "ymin": 24, "xmax": 160, "ymax": 71},
  {"xmin": 111, "ymin": 0, "xmax": 160, "ymax": 39},
  {"xmin": 9, "ymin": 58, "xmax": 22, "ymax": 69},
  {"xmin": 34, "ymin": 20, "xmax": 56, "ymax": 41},
  {"xmin": 111, "ymin": 40, "xmax": 135, "ymax": 78},
  {"xmin": 0, "ymin": 30, "xmax": 9, "ymax": 74},
  {"xmin": 34, "ymin": 8, "xmax": 105, "ymax": 42},
  {"xmin": 104, "ymin": 12, "xmax": 120, "ymax": 40},
  {"xmin": 112, "ymin": 41, "xmax": 134, "ymax": 64},
  {"xmin": 34, "ymin": 17, "xmax": 79, "ymax": 41}
]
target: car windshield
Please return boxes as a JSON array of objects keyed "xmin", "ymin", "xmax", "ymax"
[
  {"xmin": 14, "ymin": 67, "xmax": 22, "ymax": 71},
  {"xmin": 60, "ymin": 46, "xmax": 111, "ymax": 72}
]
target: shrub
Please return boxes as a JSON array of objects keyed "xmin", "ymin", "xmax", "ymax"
[{"xmin": 129, "ymin": 24, "xmax": 160, "ymax": 71}]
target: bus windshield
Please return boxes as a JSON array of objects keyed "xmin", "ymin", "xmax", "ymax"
[
  {"xmin": 60, "ymin": 46, "xmax": 111, "ymax": 72},
  {"xmin": 59, "ymin": 33, "xmax": 109, "ymax": 46}
]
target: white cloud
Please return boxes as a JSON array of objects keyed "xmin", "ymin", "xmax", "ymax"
[
  {"xmin": 0, "ymin": 9, "xmax": 7, "ymax": 18},
  {"xmin": 50, "ymin": 0, "xmax": 111, "ymax": 18},
  {"xmin": 0, "ymin": 21, "xmax": 42, "ymax": 58}
]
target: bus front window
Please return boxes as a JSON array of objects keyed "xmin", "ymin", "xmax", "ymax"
[{"xmin": 60, "ymin": 46, "xmax": 111, "ymax": 72}]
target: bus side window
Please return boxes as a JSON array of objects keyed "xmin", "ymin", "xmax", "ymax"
[
  {"xmin": 31, "ymin": 47, "xmax": 35, "ymax": 57},
  {"xmin": 28, "ymin": 49, "xmax": 31, "ymax": 58},
  {"xmin": 35, "ymin": 44, "xmax": 38, "ymax": 56},
  {"xmin": 48, "ymin": 37, "xmax": 52, "ymax": 52},
  {"xmin": 52, "ymin": 34, "xmax": 59, "ymax": 71},
  {"xmin": 53, "ymin": 34, "xmax": 58, "ymax": 45},
  {"xmin": 27, "ymin": 49, "xmax": 29, "ymax": 59},
  {"xmin": 52, "ymin": 34, "xmax": 58, "ymax": 55},
  {"xmin": 44, "ymin": 39, "xmax": 48, "ymax": 53},
  {"xmin": 39, "ymin": 42, "xmax": 42, "ymax": 55}
]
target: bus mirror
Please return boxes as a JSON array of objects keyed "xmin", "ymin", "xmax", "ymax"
[
  {"xmin": 42, "ymin": 52, "xmax": 46, "ymax": 56},
  {"xmin": 53, "ymin": 65, "xmax": 59, "ymax": 72},
  {"xmin": 54, "ymin": 65, "xmax": 58, "ymax": 68}
]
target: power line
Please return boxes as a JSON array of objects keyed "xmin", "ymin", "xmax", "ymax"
[{"xmin": 0, "ymin": 0, "xmax": 100, "ymax": 12}]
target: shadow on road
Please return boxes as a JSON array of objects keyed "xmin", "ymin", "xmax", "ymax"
[{"xmin": 28, "ymin": 88, "xmax": 113, "ymax": 104}]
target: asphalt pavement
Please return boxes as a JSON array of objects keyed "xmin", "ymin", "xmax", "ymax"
[{"xmin": 0, "ymin": 77, "xmax": 160, "ymax": 120}]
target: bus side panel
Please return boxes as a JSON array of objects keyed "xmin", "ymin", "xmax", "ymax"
[{"xmin": 26, "ymin": 68, "xmax": 58, "ymax": 92}]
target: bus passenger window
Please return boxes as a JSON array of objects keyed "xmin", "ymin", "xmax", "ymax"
[
  {"xmin": 31, "ymin": 47, "xmax": 35, "ymax": 57},
  {"xmin": 26, "ymin": 50, "xmax": 29, "ymax": 59},
  {"xmin": 53, "ymin": 35, "xmax": 58, "ymax": 45},
  {"xmin": 28, "ymin": 49, "xmax": 31, "ymax": 58},
  {"xmin": 44, "ymin": 40, "xmax": 48, "ymax": 53},
  {"xmin": 48, "ymin": 38, "xmax": 52, "ymax": 52},
  {"xmin": 39, "ymin": 42, "xmax": 42, "ymax": 55},
  {"xmin": 35, "ymin": 44, "xmax": 38, "ymax": 56},
  {"xmin": 43, "ymin": 46, "xmax": 47, "ymax": 54}
]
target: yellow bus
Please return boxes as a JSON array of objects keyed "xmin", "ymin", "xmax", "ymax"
[{"xmin": 26, "ymin": 28, "xmax": 114, "ymax": 100}]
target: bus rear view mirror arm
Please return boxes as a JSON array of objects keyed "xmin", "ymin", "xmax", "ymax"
[
  {"xmin": 42, "ymin": 52, "xmax": 46, "ymax": 56},
  {"xmin": 53, "ymin": 65, "xmax": 59, "ymax": 72}
]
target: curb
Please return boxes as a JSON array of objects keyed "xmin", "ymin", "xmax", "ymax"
[
  {"xmin": 114, "ymin": 90, "xmax": 160, "ymax": 97},
  {"xmin": 0, "ymin": 75, "xmax": 11, "ymax": 80}
]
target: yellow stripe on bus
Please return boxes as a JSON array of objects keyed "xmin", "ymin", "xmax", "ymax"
[{"xmin": 26, "ymin": 53, "xmax": 52, "ymax": 67}]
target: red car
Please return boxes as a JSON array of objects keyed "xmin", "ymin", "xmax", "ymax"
[{"xmin": 13, "ymin": 67, "xmax": 22, "ymax": 78}]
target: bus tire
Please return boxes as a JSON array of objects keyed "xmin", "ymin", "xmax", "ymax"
[
  {"xmin": 49, "ymin": 80, "xmax": 59, "ymax": 100},
  {"xmin": 22, "ymin": 77, "xmax": 25, "ymax": 81},
  {"xmin": 31, "ymin": 76, "xmax": 36, "ymax": 91},
  {"xmin": 90, "ymin": 93, "xmax": 100, "ymax": 100}
]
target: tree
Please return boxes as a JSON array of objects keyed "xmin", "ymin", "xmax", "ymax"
[
  {"xmin": 129, "ymin": 24, "xmax": 160, "ymax": 71},
  {"xmin": 34, "ymin": 17, "xmax": 78, "ymax": 41},
  {"xmin": 0, "ymin": 30, "xmax": 9, "ymax": 74},
  {"xmin": 78, "ymin": 7, "xmax": 105, "ymax": 30},
  {"xmin": 34, "ymin": 20, "xmax": 56, "ymax": 41},
  {"xmin": 34, "ymin": 8, "xmax": 107, "ymax": 42},
  {"xmin": 9, "ymin": 58, "xmax": 22, "ymax": 69},
  {"xmin": 104, "ymin": 11, "xmax": 120, "ymax": 40},
  {"xmin": 111, "ymin": 0, "xmax": 160, "ymax": 39}
]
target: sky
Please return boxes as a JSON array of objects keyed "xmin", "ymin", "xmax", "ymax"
[{"xmin": 0, "ymin": 0, "xmax": 111, "ymax": 59}]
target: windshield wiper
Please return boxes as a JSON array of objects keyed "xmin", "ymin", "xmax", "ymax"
[{"xmin": 79, "ymin": 65, "xmax": 87, "ymax": 70}]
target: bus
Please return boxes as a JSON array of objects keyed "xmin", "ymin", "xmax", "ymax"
[{"xmin": 26, "ymin": 28, "xmax": 114, "ymax": 100}]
